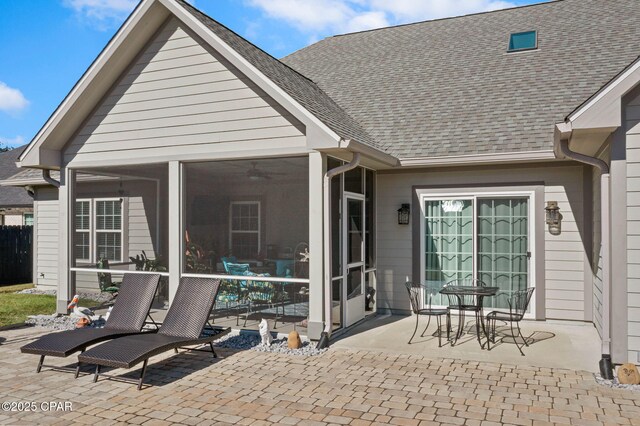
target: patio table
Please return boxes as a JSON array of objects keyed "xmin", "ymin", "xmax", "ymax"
[{"xmin": 439, "ymin": 285, "xmax": 499, "ymax": 348}]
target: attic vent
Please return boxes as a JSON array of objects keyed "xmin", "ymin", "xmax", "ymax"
[{"xmin": 508, "ymin": 30, "xmax": 537, "ymax": 52}]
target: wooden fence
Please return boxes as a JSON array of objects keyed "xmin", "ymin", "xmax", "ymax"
[{"xmin": 0, "ymin": 225, "xmax": 33, "ymax": 285}]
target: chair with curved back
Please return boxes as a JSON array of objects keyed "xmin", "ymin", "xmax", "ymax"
[
  {"xmin": 442, "ymin": 278, "xmax": 488, "ymax": 342},
  {"xmin": 405, "ymin": 281, "xmax": 450, "ymax": 347},
  {"xmin": 486, "ymin": 287, "xmax": 535, "ymax": 355}
]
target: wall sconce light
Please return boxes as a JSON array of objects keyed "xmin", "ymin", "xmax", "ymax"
[
  {"xmin": 545, "ymin": 201, "xmax": 562, "ymax": 236},
  {"xmin": 397, "ymin": 204, "xmax": 410, "ymax": 225}
]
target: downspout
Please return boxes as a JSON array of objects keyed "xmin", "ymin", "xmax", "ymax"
[
  {"xmin": 559, "ymin": 138, "xmax": 613, "ymax": 377},
  {"xmin": 317, "ymin": 150, "xmax": 361, "ymax": 348},
  {"xmin": 42, "ymin": 169, "xmax": 60, "ymax": 188}
]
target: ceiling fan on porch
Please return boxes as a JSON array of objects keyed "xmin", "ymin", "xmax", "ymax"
[{"xmin": 246, "ymin": 162, "xmax": 286, "ymax": 181}]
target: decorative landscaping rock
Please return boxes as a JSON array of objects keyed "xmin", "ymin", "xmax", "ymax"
[
  {"xmin": 595, "ymin": 373, "xmax": 640, "ymax": 391},
  {"xmin": 214, "ymin": 332, "xmax": 327, "ymax": 356},
  {"xmin": 618, "ymin": 363, "xmax": 640, "ymax": 385},
  {"xmin": 25, "ymin": 314, "xmax": 106, "ymax": 331},
  {"xmin": 287, "ymin": 330, "xmax": 302, "ymax": 349},
  {"xmin": 16, "ymin": 288, "xmax": 115, "ymax": 304}
]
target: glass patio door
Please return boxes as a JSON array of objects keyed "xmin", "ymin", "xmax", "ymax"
[
  {"xmin": 422, "ymin": 196, "xmax": 531, "ymax": 310},
  {"xmin": 344, "ymin": 194, "xmax": 365, "ymax": 327}
]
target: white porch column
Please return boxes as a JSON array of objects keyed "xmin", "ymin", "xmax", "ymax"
[
  {"xmin": 307, "ymin": 152, "xmax": 326, "ymax": 340},
  {"xmin": 57, "ymin": 168, "xmax": 74, "ymax": 314},
  {"xmin": 168, "ymin": 161, "xmax": 182, "ymax": 304}
]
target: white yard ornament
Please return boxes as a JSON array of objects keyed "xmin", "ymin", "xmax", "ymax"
[
  {"xmin": 442, "ymin": 200, "xmax": 464, "ymax": 213},
  {"xmin": 259, "ymin": 318, "xmax": 272, "ymax": 346}
]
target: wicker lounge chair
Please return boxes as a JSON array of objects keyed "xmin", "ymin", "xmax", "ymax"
[
  {"xmin": 21, "ymin": 273, "xmax": 161, "ymax": 375},
  {"xmin": 78, "ymin": 277, "xmax": 230, "ymax": 390}
]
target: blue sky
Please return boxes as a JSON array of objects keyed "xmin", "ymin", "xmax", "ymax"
[{"xmin": 0, "ymin": 0, "xmax": 539, "ymax": 149}]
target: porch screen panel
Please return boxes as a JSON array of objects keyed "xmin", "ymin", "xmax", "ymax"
[
  {"xmin": 477, "ymin": 198, "xmax": 529, "ymax": 308},
  {"xmin": 424, "ymin": 200, "xmax": 473, "ymax": 304}
]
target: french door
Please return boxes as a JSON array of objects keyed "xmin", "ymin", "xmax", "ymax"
[{"xmin": 421, "ymin": 194, "xmax": 533, "ymax": 311}]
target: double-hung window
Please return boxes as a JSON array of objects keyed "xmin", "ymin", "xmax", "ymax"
[
  {"xmin": 229, "ymin": 201, "xmax": 260, "ymax": 259},
  {"xmin": 74, "ymin": 199, "xmax": 123, "ymax": 263}
]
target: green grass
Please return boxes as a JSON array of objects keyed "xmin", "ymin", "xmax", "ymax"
[{"xmin": 0, "ymin": 284, "xmax": 99, "ymax": 327}]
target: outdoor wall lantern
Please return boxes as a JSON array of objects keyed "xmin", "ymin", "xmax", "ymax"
[
  {"xmin": 397, "ymin": 204, "xmax": 410, "ymax": 225},
  {"xmin": 545, "ymin": 201, "xmax": 562, "ymax": 236}
]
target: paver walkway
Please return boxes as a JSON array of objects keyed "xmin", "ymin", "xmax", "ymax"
[{"xmin": 1, "ymin": 327, "xmax": 639, "ymax": 425}]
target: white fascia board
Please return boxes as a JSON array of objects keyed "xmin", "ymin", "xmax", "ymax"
[
  {"xmin": 18, "ymin": 0, "xmax": 161, "ymax": 169},
  {"xmin": 338, "ymin": 139, "xmax": 399, "ymax": 167},
  {"xmin": 399, "ymin": 150, "xmax": 556, "ymax": 167},
  {"xmin": 568, "ymin": 56, "xmax": 640, "ymax": 130},
  {"xmin": 160, "ymin": 0, "xmax": 342, "ymax": 147}
]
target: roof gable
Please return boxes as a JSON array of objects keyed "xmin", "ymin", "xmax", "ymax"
[{"xmin": 20, "ymin": 0, "xmax": 385, "ymax": 169}]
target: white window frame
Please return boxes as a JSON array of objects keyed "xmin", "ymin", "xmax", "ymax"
[
  {"xmin": 228, "ymin": 201, "xmax": 261, "ymax": 260},
  {"xmin": 23, "ymin": 213, "xmax": 34, "ymax": 226},
  {"xmin": 74, "ymin": 198, "xmax": 123, "ymax": 264},
  {"xmin": 94, "ymin": 198, "xmax": 124, "ymax": 263},
  {"xmin": 75, "ymin": 199, "xmax": 92, "ymax": 263},
  {"xmin": 419, "ymin": 190, "xmax": 536, "ymax": 318}
]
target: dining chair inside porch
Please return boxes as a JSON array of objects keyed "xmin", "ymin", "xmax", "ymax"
[
  {"xmin": 443, "ymin": 279, "xmax": 488, "ymax": 342},
  {"xmin": 486, "ymin": 287, "xmax": 535, "ymax": 355},
  {"xmin": 405, "ymin": 282, "xmax": 450, "ymax": 347}
]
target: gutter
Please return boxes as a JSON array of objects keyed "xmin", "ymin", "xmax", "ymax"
[
  {"xmin": 556, "ymin": 124, "xmax": 613, "ymax": 378},
  {"xmin": 318, "ymin": 149, "xmax": 361, "ymax": 348},
  {"xmin": 42, "ymin": 169, "xmax": 60, "ymax": 188}
]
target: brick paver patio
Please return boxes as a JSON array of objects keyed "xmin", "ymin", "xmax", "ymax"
[{"xmin": 1, "ymin": 327, "xmax": 639, "ymax": 425}]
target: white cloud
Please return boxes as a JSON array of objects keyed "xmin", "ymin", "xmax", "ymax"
[
  {"xmin": 0, "ymin": 135, "xmax": 25, "ymax": 148},
  {"xmin": 0, "ymin": 82, "xmax": 29, "ymax": 114},
  {"xmin": 247, "ymin": 0, "xmax": 517, "ymax": 37},
  {"xmin": 368, "ymin": 0, "xmax": 517, "ymax": 22},
  {"xmin": 63, "ymin": 0, "xmax": 137, "ymax": 29}
]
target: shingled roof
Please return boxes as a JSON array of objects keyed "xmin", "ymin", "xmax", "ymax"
[
  {"xmin": 176, "ymin": 0, "xmax": 379, "ymax": 149},
  {"xmin": 0, "ymin": 147, "xmax": 33, "ymax": 207},
  {"xmin": 281, "ymin": 0, "xmax": 640, "ymax": 159}
]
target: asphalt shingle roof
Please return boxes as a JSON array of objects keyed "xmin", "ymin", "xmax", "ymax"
[
  {"xmin": 176, "ymin": 0, "xmax": 379, "ymax": 149},
  {"xmin": 281, "ymin": 0, "xmax": 640, "ymax": 159},
  {"xmin": 0, "ymin": 146, "xmax": 33, "ymax": 207}
]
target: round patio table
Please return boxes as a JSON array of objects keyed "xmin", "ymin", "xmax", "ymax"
[{"xmin": 439, "ymin": 285, "xmax": 499, "ymax": 348}]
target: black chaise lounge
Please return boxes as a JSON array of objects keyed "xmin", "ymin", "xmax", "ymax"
[
  {"xmin": 78, "ymin": 277, "xmax": 231, "ymax": 390},
  {"xmin": 21, "ymin": 273, "xmax": 161, "ymax": 375}
]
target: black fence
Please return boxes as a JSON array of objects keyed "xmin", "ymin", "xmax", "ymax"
[{"xmin": 0, "ymin": 225, "xmax": 33, "ymax": 285}]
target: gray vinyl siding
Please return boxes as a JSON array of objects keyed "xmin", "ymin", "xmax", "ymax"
[
  {"xmin": 63, "ymin": 17, "xmax": 305, "ymax": 165},
  {"xmin": 34, "ymin": 187, "xmax": 59, "ymax": 290},
  {"xmin": 376, "ymin": 164, "xmax": 587, "ymax": 320},
  {"xmin": 626, "ymin": 90, "xmax": 640, "ymax": 362}
]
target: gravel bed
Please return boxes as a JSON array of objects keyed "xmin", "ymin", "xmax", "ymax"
[
  {"xmin": 16, "ymin": 288, "xmax": 114, "ymax": 304},
  {"xmin": 25, "ymin": 314, "xmax": 106, "ymax": 331},
  {"xmin": 214, "ymin": 333, "xmax": 327, "ymax": 356},
  {"xmin": 595, "ymin": 374, "xmax": 640, "ymax": 391}
]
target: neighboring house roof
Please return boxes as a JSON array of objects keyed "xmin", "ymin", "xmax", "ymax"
[
  {"xmin": 175, "ymin": 0, "xmax": 379, "ymax": 149},
  {"xmin": 282, "ymin": 0, "xmax": 640, "ymax": 159},
  {"xmin": 0, "ymin": 168, "xmax": 59, "ymax": 187},
  {"xmin": 0, "ymin": 146, "xmax": 33, "ymax": 207}
]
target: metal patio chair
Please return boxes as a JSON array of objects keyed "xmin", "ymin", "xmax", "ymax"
[
  {"xmin": 405, "ymin": 281, "xmax": 450, "ymax": 347},
  {"xmin": 486, "ymin": 287, "xmax": 536, "ymax": 355}
]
